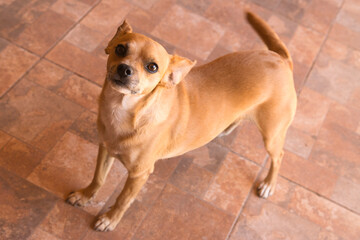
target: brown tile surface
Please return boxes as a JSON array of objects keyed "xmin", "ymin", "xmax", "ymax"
[
  {"xmin": 133, "ymin": 184, "xmax": 234, "ymax": 240},
  {"xmin": 288, "ymin": 25, "xmax": 325, "ymax": 67},
  {"xmin": 0, "ymin": 137, "xmax": 45, "ymax": 178},
  {"xmin": 81, "ymin": 0, "xmax": 132, "ymax": 35},
  {"xmin": 152, "ymin": 4, "xmax": 224, "ymax": 60},
  {"xmin": 50, "ymin": 0, "xmax": 93, "ymax": 22},
  {"xmin": 284, "ymin": 126, "xmax": 316, "ymax": 159},
  {"xmin": 0, "ymin": 0, "xmax": 57, "ymax": 40},
  {"xmin": 169, "ymin": 157, "xmax": 214, "ymax": 197},
  {"xmin": 0, "ymin": 79, "xmax": 83, "ymax": 152},
  {"xmin": 291, "ymin": 87, "xmax": 331, "ymax": 136},
  {"xmin": 0, "ymin": 0, "xmax": 359, "ymax": 238},
  {"xmin": 306, "ymin": 41, "xmax": 360, "ymax": 104},
  {"xmin": 26, "ymin": 59, "xmax": 72, "ymax": 91},
  {"xmin": 65, "ymin": 24, "xmax": 105, "ymax": 52},
  {"xmin": 228, "ymin": 121, "xmax": 268, "ymax": 165},
  {"xmin": 0, "ymin": 43, "xmax": 39, "ymax": 96},
  {"xmin": 0, "ymin": 167, "xmax": 57, "ymax": 240},
  {"xmin": 14, "ymin": 10, "xmax": 74, "ymax": 55},
  {"xmin": 56, "ymin": 74, "xmax": 101, "ymax": 113},
  {"xmin": 204, "ymin": 152, "xmax": 260, "ymax": 214},
  {"xmin": 288, "ymin": 185, "xmax": 360, "ymax": 239},
  {"xmin": 0, "ymin": 130, "xmax": 11, "ymax": 150},
  {"xmin": 70, "ymin": 110, "xmax": 99, "ymax": 144},
  {"xmin": 36, "ymin": 200, "xmax": 93, "ymax": 240},
  {"xmin": 46, "ymin": 41, "xmax": 106, "ymax": 85},
  {"xmin": 27, "ymin": 132, "xmax": 127, "ymax": 215}
]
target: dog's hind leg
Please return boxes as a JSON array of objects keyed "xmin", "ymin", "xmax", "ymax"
[
  {"xmin": 66, "ymin": 144, "xmax": 115, "ymax": 207},
  {"xmin": 254, "ymin": 102, "xmax": 295, "ymax": 198}
]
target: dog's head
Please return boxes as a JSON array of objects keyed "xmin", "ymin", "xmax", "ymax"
[{"xmin": 105, "ymin": 21, "xmax": 196, "ymax": 95}]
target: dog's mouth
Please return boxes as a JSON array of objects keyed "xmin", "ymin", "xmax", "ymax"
[{"xmin": 107, "ymin": 73, "xmax": 140, "ymax": 95}]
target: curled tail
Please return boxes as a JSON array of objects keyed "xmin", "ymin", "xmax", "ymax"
[{"xmin": 246, "ymin": 11, "xmax": 293, "ymax": 70}]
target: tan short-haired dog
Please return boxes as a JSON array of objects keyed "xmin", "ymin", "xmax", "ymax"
[{"xmin": 66, "ymin": 12, "xmax": 297, "ymax": 231}]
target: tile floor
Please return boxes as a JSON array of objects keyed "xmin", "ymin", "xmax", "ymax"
[{"xmin": 0, "ymin": 0, "xmax": 359, "ymax": 239}]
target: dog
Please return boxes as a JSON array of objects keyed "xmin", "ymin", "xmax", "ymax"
[{"xmin": 66, "ymin": 11, "xmax": 297, "ymax": 231}]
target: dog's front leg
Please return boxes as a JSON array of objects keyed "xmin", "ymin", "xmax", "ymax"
[
  {"xmin": 94, "ymin": 168, "xmax": 151, "ymax": 231},
  {"xmin": 66, "ymin": 144, "xmax": 115, "ymax": 206}
]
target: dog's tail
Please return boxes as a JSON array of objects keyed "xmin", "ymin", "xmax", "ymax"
[{"xmin": 246, "ymin": 11, "xmax": 293, "ymax": 70}]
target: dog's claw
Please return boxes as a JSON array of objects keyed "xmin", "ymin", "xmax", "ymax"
[
  {"xmin": 94, "ymin": 215, "xmax": 116, "ymax": 232},
  {"xmin": 66, "ymin": 191, "xmax": 92, "ymax": 207},
  {"xmin": 257, "ymin": 181, "xmax": 275, "ymax": 199}
]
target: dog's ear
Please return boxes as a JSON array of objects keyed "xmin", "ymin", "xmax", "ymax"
[
  {"xmin": 160, "ymin": 55, "xmax": 196, "ymax": 87},
  {"xmin": 105, "ymin": 20, "xmax": 132, "ymax": 54}
]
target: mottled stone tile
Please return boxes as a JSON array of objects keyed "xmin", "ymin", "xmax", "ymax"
[
  {"xmin": 70, "ymin": 110, "xmax": 99, "ymax": 145},
  {"xmin": 14, "ymin": 10, "xmax": 74, "ymax": 55},
  {"xmin": 133, "ymin": 184, "xmax": 234, "ymax": 240},
  {"xmin": 152, "ymin": 157, "xmax": 181, "ymax": 181},
  {"xmin": 276, "ymin": 0, "xmax": 311, "ymax": 23},
  {"xmin": 46, "ymin": 41, "xmax": 106, "ymax": 85},
  {"xmin": 81, "ymin": 0, "xmax": 133, "ymax": 35},
  {"xmin": 331, "ymin": 176, "xmax": 360, "ymax": 214},
  {"xmin": 268, "ymin": 14, "xmax": 298, "ymax": 44},
  {"xmin": 0, "ymin": 130, "xmax": 11, "ymax": 150},
  {"xmin": 0, "ymin": 138, "xmax": 45, "ymax": 178},
  {"xmin": 306, "ymin": 47, "xmax": 360, "ymax": 104},
  {"xmin": 204, "ymin": 152, "xmax": 260, "ymax": 214},
  {"xmin": 36, "ymin": 200, "xmax": 93, "ymax": 240},
  {"xmin": 0, "ymin": 0, "xmax": 56, "ymax": 40},
  {"xmin": 288, "ymin": 185, "xmax": 360, "ymax": 239},
  {"xmin": 0, "ymin": 167, "xmax": 57, "ymax": 240},
  {"xmin": 284, "ymin": 126, "xmax": 316, "ymax": 159},
  {"xmin": 280, "ymin": 151, "xmax": 338, "ymax": 197},
  {"xmin": 288, "ymin": 25, "xmax": 324, "ymax": 67},
  {"xmin": 56, "ymin": 74, "xmax": 101, "ymax": 113},
  {"xmin": 229, "ymin": 121, "xmax": 268, "ymax": 165},
  {"xmin": 64, "ymin": 24, "xmax": 105, "ymax": 52},
  {"xmin": 230, "ymin": 197, "xmax": 321, "ymax": 240},
  {"xmin": 50, "ymin": 0, "xmax": 92, "ymax": 21},
  {"xmin": 292, "ymin": 60, "xmax": 310, "ymax": 93},
  {"xmin": 177, "ymin": 0, "xmax": 212, "ymax": 14},
  {"xmin": 0, "ymin": 44, "xmax": 38, "ymax": 96},
  {"xmin": 291, "ymin": 87, "xmax": 331, "ymax": 136},
  {"xmin": 27, "ymin": 132, "xmax": 127, "ymax": 215},
  {"xmin": 27, "ymin": 228, "xmax": 59, "ymax": 240},
  {"xmin": 26, "ymin": 59, "xmax": 71, "ymax": 91},
  {"xmin": 152, "ymin": 4, "xmax": 224, "ymax": 60},
  {"xmin": 0, "ymin": 79, "xmax": 83, "ymax": 152},
  {"xmin": 330, "ymin": 0, "xmax": 360, "ymax": 50},
  {"xmin": 300, "ymin": 0, "xmax": 342, "ymax": 34},
  {"xmin": 169, "ymin": 157, "xmax": 213, "ymax": 197},
  {"xmin": 124, "ymin": 0, "xmax": 159, "ymax": 10}
]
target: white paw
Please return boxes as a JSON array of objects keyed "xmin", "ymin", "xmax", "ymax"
[
  {"xmin": 257, "ymin": 181, "xmax": 275, "ymax": 199},
  {"xmin": 94, "ymin": 214, "xmax": 117, "ymax": 232},
  {"xmin": 66, "ymin": 191, "xmax": 92, "ymax": 207}
]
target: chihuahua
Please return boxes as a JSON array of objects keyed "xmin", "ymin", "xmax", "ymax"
[{"xmin": 66, "ymin": 11, "xmax": 297, "ymax": 231}]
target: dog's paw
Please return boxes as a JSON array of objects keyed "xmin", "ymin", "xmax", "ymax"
[
  {"xmin": 94, "ymin": 214, "xmax": 118, "ymax": 232},
  {"xmin": 257, "ymin": 181, "xmax": 275, "ymax": 199},
  {"xmin": 66, "ymin": 191, "xmax": 92, "ymax": 207}
]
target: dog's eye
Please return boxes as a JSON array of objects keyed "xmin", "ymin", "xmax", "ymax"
[
  {"xmin": 146, "ymin": 63, "xmax": 158, "ymax": 73},
  {"xmin": 115, "ymin": 44, "xmax": 126, "ymax": 57}
]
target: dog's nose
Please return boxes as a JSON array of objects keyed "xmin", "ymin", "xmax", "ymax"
[{"xmin": 117, "ymin": 64, "xmax": 133, "ymax": 78}]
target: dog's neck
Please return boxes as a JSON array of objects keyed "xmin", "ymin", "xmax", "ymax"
[{"xmin": 100, "ymin": 82, "xmax": 172, "ymax": 130}]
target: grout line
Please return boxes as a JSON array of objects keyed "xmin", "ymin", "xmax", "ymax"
[
  {"xmin": 225, "ymin": 162, "xmax": 266, "ymax": 240},
  {"xmin": 129, "ymin": 182, "xmax": 168, "ymax": 240},
  {"xmin": 280, "ymin": 175, "xmax": 360, "ymax": 217},
  {"xmin": 0, "ymin": 0, "xmax": 103, "ymax": 98},
  {"xmin": 297, "ymin": 0, "xmax": 346, "ymax": 95}
]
